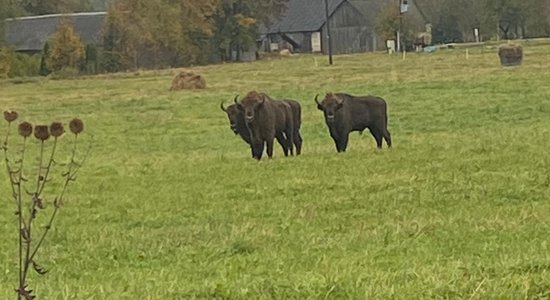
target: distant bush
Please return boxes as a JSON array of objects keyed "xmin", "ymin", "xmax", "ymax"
[
  {"xmin": 48, "ymin": 67, "xmax": 81, "ymax": 80},
  {"xmin": 0, "ymin": 47, "xmax": 41, "ymax": 78},
  {"xmin": 8, "ymin": 53, "xmax": 41, "ymax": 77},
  {"xmin": 0, "ymin": 47, "xmax": 10, "ymax": 78},
  {"xmin": 83, "ymin": 44, "xmax": 99, "ymax": 74}
]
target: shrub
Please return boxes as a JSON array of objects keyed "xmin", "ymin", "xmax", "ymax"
[
  {"xmin": 8, "ymin": 53, "xmax": 41, "ymax": 77},
  {"xmin": 0, "ymin": 47, "xmax": 11, "ymax": 78}
]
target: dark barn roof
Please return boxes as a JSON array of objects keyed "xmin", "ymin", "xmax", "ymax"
[
  {"xmin": 5, "ymin": 12, "xmax": 106, "ymax": 51},
  {"xmin": 264, "ymin": 0, "xmax": 346, "ymax": 34}
]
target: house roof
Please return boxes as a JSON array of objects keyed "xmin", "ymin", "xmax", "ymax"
[
  {"xmin": 263, "ymin": 0, "xmax": 346, "ymax": 34},
  {"xmin": 5, "ymin": 12, "xmax": 106, "ymax": 51}
]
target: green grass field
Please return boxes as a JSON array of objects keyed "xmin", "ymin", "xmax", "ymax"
[{"xmin": 1, "ymin": 43, "xmax": 550, "ymax": 299}]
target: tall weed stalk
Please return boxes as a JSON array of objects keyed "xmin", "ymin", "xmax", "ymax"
[{"xmin": 2, "ymin": 111, "xmax": 90, "ymax": 299}]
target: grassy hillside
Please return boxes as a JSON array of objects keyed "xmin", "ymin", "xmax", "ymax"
[{"xmin": 1, "ymin": 45, "xmax": 550, "ymax": 299}]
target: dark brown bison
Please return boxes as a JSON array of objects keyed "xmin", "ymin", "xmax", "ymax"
[
  {"xmin": 315, "ymin": 93, "xmax": 391, "ymax": 152},
  {"xmin": 234, "ymin": 91, "xmax": 295, "ymax": 160},
  {"xmin": 220, "ymin": 100, "xmax": 291, "ymax": 157}
]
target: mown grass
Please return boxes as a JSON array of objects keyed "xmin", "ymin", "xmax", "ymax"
[{"xmin": 1, "ymin": 44, "xmax": 550, "ymax": 299}]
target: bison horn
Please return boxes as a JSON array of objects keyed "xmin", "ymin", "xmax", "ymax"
[
  {"xmin": 314, "ymin": 94, "xmax": 320, "ymax": 105},
  {"xmin": 220, "ymin": 100, "xmax": 227, "ymax": 112},
  {"xmin": 233, "ymin": 95, "xmax": 239, "ymax": 105}
]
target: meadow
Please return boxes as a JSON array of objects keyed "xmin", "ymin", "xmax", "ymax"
[{"xmin": 1, "ymin": 41, "xmax": 550, "ymax": 299}]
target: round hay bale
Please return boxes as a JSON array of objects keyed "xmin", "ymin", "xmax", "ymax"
[
  {"xmin": 169, "ymin": 70, "xmax": 206, "ymax": 91},
  {"xmin": 279, "ymin": 49, "xmax": 292, "ymax": 56},
  {"xmin": 498, "ymin": 44, "xmax": 523, "ymax": 66}
]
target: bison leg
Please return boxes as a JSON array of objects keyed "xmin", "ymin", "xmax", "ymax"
[
  {"xmin": 332, "ymin": 137, "xmax": 341, "ymax": 152},
  {"xmin": 384, "ymin": 129, "xmax": 392, "ymax": 148},
  {"xmin": 368, "ymin": 128, "xmax": 384, "ymax": 149},
  {"xmin": 252, "ymin": 142, "xmax": 264, "ymax": 160},
  {"xmin": 266, "ymin": 139, "xmax": 274, "ymax": 159},
  {"xmin": 337, "ymin": 133, "xmax": 349, "ymax": 152},
  {"xmin": 275, "ymin": 133, "xmax": 289, "ymax": 156},
  {"xmin": 294, "ymin": 132, "xmax": 303, "ymax": 155},
  {"xmin": 285, "ymin": 130, "xmax": 294, "ymax": 156}
]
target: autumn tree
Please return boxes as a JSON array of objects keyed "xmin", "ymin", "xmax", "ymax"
[
  {"xmin": 100, "ymin": 4, "xmax": 135, "ymax": 71},
  {"xmin": 375, "ymin": 2, "xmax": 422, "ymax": 47},
  {"xmin": 45, "ymin": 19, "xmax": 85, "ymax": 72},
  {"xmin": 212, "ymin": 0, "xmax": 289, "ymax": 61},
  {"xmin": 101, "ymin": 0, "xmax": 217, "ymax": 69}
]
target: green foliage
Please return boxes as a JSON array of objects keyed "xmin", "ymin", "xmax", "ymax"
[
  {"xmin": 2, "ymin": 44, "xmax": 550, "ymax": 297},
  {"xmin": 375, "ymin": 5, "xmax": 418, "ymax": 46},
  {"xmin": 212, "ymin": 0, "xmax": 289, "ymax": 61},
  {"xmin": 39, "ymin": 42, "xmax": 52, "ymax": 76},
  {"xmin": 0, "ymin": 47, "xmax": 40, "ymax": 78},
  {"xmin": 48, "ymin": 66, "xmax": 81, "ymax": 79},
  {"xmin": 83, "ymin": 44, "xmax": 99, "ymax": 74},
  {"xmin": 100, "ymin": 0, "xmax": 218, "ymax": 69},
  {"xmin": 100, "ymin": 5, "xmax": 132, "ymax": 72},
  {"xmin": 45, "ymin": 18, "xmax": 85, "ymax": 73},
  {"xmin": 411, "ymin": 0, "xmax": 550, "ymax": 41},
  {"xmin": 0, "ymin": 47, "xmax": 11, "ymax": 78},
  {"xmin": 8, "ymin": 53, "xmax": 41, "ymax": 77}
]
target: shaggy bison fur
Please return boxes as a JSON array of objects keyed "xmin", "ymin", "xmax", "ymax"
[
  {"xmin": 315, "ymin": 92, "xmax": 391, "ymax": 152},
  {"xmin": 235, "ymin": 91, "xmax": 295, "ymax": 160},
  {"xmin": 220, "ymin": 100, "xmax": 291, "ymax": 157}
]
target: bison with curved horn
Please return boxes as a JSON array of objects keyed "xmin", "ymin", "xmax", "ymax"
[
  {"xmin": 315, "ymin": 93, "xmax": 391, "ymax": 152},
  {"xmin": 222, "ymin": 95, "xmax": 294, "ymax": 158},
  {"xmin": 234, "ymin": 91, "xmax": 295, "ymax": 160},
  {"xmin": 221, "ymin": 97, "xmax": 252, "ymax": 145}
]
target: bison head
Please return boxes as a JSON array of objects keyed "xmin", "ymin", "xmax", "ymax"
[
  {"xmin": 235, "ymin": 91, "xmax": 265, "ymax": 124},
  {"xmin": 315, "ymin": 93, "xmax": 344, "ymax": 123},
  {"xmin": 220, "ymin": 100, "xmax": 241, "ymax": 134}
]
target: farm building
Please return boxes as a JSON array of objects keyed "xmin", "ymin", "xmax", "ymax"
[
  {"xmin": 4, "ymin": 12, "xmax": 106, "ymax": 53},
  {"xmin": 261, "ymin": 0, "xmax": 426, "ymax": 54}
]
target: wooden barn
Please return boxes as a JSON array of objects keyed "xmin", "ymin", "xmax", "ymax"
[
  {"xmin": 261, "ymin": 0, "xmax": 426, "ymax": 54},
  {"xmin": 4, "ymin": 12, "xmax": 106, "ymax": 53},
  {"xmin": 261, "ymin": 0, "xmax": 383, "ymax": 54}
]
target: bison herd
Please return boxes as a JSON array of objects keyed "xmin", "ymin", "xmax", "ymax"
[{"xmin": 220, "ymin": 90, "xmax": 391, "ymax": 160}]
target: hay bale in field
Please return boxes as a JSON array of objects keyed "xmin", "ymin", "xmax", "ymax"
[
  {"xmin": 279, "ymin": 49, "xmax": 292, "ymax": 56},
  {"xmin": 498, "ymin": 44, "xmax": 523, "ymax": 66},
  {"xmin": 169, "ymin": 70, "xmax": 206, "ymax": 91}
]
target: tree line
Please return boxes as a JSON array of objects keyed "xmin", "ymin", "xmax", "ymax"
[
  {"xmin": 407, "ymin": 0, "xmax": 550, "ymax": 43},
  {"xmin": 0, "ymin": 0, "xmax": 289, "ymax": 77},
  {"xmin": 1, "ymin": 0, "xmax": 550, "ymax": 78}
]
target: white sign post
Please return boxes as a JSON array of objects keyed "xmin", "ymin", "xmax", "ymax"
[{"xmin": 474, "ymin": 28, "xmax": 480, "ymax": 43}]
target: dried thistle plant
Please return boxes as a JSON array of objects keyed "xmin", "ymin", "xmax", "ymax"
[{"xmin": 2, "ymin": 111, "xmax": 91, "ymax": 300}]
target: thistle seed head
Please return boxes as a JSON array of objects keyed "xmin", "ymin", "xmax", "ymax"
[
  {"xmin": 34, "ymin": 125, "xmax": 50, "ymax": 141},
  {"xmin": 69, "ymin": 118, "xmax": 84, "ymax": 135},
  {"xmin": 50, "ymin": 122, "xmax": 64, "ymax": 137},
  {"xmin": 18, "ymin": 122, "xmax": 33, "ymax": 138},
  {"xmin": 3, "ymin": 110, "xmax": 18, "ymax": 123}
]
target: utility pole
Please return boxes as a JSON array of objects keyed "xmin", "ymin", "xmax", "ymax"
[
  {"xmin": 324, "ymin": 0, "xmax": 333, "ymax": 65},
  {"xmin": 398, "ymin": 0, "xmax": 409, "ymax": 52}
]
